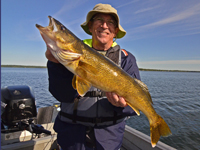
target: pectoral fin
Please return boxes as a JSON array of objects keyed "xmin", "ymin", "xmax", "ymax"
[
  {"xmin": 75, "ymin": 76, "xmax": 91, "ymax": 96},
  {"xmin": 79, "ymin": 61, "xmax": 99, "ymax": 75}
]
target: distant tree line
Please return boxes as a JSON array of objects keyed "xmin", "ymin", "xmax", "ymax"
[
  {"xmin": 1, "ymin": 65, "xmax": 46, "ymax": 68},
  {"xmin": 1, "ymin": 65, "xmax": 199, "ymax": 72}
]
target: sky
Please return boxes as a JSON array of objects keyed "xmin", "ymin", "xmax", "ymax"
[{"xmin": 1, "ymin": 0, "xmax": 200, "ymax": 71}]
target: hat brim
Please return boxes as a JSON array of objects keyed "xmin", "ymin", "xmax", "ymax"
[{"xmin": 81, "ymin": 10, "xmax": 126, "ymax": 39}]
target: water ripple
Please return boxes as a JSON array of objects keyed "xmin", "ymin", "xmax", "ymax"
[{"xmin": 1, "ymin": 68, "xmax": 200, "ymax": 149}]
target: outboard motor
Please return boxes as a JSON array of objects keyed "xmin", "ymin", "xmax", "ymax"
[{"xmin": 1, "ymin": 85, "xmax": 51, "ymax": 135}]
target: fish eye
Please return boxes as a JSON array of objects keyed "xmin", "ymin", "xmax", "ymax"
[{"xmin": 61, "ymin": 25, "xmax": 66, "ymax": 31}]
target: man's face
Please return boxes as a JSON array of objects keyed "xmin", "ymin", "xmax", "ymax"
[{"xmin": 88, "ymin": 13, "xmax": 119, "ymax": 48}]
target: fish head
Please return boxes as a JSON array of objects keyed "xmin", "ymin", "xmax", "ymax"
[{"xmin": 36, "ymin": 16, "xmax": 82, "ymax": 65}]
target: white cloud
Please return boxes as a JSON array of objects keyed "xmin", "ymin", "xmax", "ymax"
[
  {"xmin": 53, "ymin": 0, "xmax": 88, "ymax": 19},
  {"xmin": 116, "ymin": 0, "xmax": 139, "ymax": 9},
  {"xmin": 134, "ymin": 5, "xmax": 161, "ymax": 14},
  {"xmin": 138, "ymin": 60, "xmax": 200, "ymax": 71},
  {"xmin": 137, "ymin": 2, "xmax": 200, "ymax": 30},
  {"xmin": 125, "ymin": 1, "xmax": 200, "ymax": 39},
  {"xmin": 139, "ymin": 60, "xmax": 200, "ymax": 65}
]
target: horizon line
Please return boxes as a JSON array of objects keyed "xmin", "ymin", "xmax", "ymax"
[{"xmin": 1, "ymin": 65, "xmax": 200, "ymax": 72}]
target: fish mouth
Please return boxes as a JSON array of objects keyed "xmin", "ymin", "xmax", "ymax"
[
  {"xmin": 48, "ymin": 16, "xmax": 59, "ymax": 32},
  {"xmin": 35, "ymin": 16, "xmax": 58, "ymax": 32},
  {"xmin": 36, "ymin": 16, "xmax": 82, "ymax": 64},
  {"xmin": 35, "ymin": 16, "xmax": 61, "ymax": 50}
]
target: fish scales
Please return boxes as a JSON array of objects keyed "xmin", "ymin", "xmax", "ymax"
[{"xmin": 36, "ymin": 16, "xmax": 172, "ymax": 147}]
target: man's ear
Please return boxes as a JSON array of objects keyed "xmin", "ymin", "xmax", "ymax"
[{"xmin": 114, "ymin": 28, "xmax": 119, "ymax": 37}]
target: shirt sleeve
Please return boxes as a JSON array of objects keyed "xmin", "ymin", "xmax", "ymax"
[
  {"xmin": 121, "ymin": 51, "xmax": 141, "ymax": 80},
  {"xmin": 47, "ymin": 61, "xmax": 77, "ymax": 102}
]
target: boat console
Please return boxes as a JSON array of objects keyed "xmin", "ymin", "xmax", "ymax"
[
  {"xmin": 1, "ymin": 85, "xmax": 50, "ymax": 134},
  {"xmin": 1, "ymin": 85, "xmax": 58, "ymax": 149}
]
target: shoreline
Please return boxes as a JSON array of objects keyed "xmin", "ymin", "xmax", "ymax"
[
  {"xmin": 1, "ymin": 65, "xmax": 46, "ymax": 68},
  {"xmin": 1, "ymin": 65, "xmax": 200, "ymax": 73}
]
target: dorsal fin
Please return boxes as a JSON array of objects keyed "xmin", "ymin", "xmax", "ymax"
[{"xmin": 134, "ymin": 78, "xmax": 153, "ymax": 104}]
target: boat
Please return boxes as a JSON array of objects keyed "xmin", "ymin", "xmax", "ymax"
[{"xmin": 1, "ymin": 85, "xmax": 176, "ymax": 150}]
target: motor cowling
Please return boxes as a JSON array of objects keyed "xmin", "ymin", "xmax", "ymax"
[{"xmin": 1, "ymin": 85, "xmax": 37, "ymax": 127}]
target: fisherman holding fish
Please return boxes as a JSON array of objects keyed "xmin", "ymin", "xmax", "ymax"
[{"xmin": 44, "ymin": 3, "xmax": 143, "ymax": 150}]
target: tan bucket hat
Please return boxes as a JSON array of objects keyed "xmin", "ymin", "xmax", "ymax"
[{"xmin": 81, "ymin": 3, "xmax": 126, "ymax": 39}]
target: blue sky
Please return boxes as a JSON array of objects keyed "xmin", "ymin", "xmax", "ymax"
[{"xmin": 1, "ymin": 0, "xmax": 200, "ymax": 71}]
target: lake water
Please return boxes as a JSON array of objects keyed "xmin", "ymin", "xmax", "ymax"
[{"xmin": 1, "ymin": 67, "xmax": 200, "ymax": 150}]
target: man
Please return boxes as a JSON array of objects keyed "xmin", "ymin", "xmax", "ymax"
[{"xmin": 46, "ymin": 3, "xmax": 140, "ymax": 150}]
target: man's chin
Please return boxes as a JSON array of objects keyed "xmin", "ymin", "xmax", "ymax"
[{"xmin": 96, "ymin": 37, "xmax": 109, "ymax": 44}]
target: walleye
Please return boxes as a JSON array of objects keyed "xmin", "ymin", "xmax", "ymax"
[{"xmin": 36, "ymin": 16, "xmax": 172, "ymax": 147}]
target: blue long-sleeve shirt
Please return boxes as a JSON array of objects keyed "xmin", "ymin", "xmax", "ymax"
[{"xmin": 47, "ymin": 48, "xmax": 140, "ymax": 149}]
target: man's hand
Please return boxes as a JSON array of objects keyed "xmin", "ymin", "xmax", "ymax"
[
  {"xmin": 45, "ymin": 49, "xmax": 59, "ymax": 63},
  {"xmin": 106, "ymin": 92, "xmax": 128, "ymax": 107},
  {"xmin": 45, "ymin": 49, "xmax": 127, "ymax": 108}
]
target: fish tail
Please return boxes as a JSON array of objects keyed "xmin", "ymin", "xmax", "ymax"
[{"xmin": 150, "ymin": 115, "xmax": 172, "ymax": 147}]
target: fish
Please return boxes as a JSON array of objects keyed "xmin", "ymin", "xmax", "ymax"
[{"xmin": 36, "ymin": 16, "xmax": 172, "ymax": 147}]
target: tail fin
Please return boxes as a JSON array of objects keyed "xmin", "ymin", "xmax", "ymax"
[{"xmin": 150, "ymin": 115, "xmax": 172, "ymax": 147}]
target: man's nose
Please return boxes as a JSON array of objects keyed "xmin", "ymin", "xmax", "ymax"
[{"xmin": 101, "ymin": 21, "xmax": 109, "ymax": 28}]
